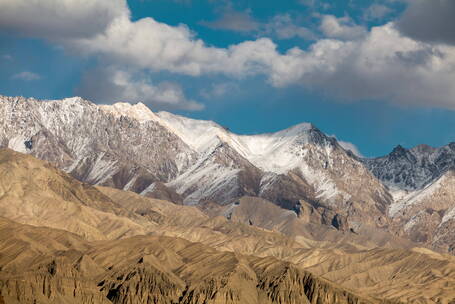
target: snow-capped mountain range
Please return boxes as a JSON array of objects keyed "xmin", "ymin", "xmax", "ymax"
[
  {"xmin": 1, "ymin": 95, "xmax": 454, "ymax": 252},
  {"xmin": 363, "ymin": 143, "xmax": 455, "ymax": 191}
]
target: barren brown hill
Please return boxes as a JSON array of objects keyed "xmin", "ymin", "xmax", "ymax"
[
  {"xmin": 0, "ymin": 218, "xmax": 381, "ymax": 304},
  {"xmin": 199, "ymin": 196, "xmax": 417, "ymax": 251},
  {"xmin": 0, "ymin": 148, "xmax": 209, "ymax": 241},
  {"xmin": 0, "ymin": 148, "xmax": 149, "ymax": 240}
]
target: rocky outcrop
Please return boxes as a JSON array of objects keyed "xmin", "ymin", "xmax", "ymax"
[
  {"xmin": 363, "ymin": 143, "xmax": 455, "ymax": 191},
  {"xmin": 387, "ymin": 170, "xmax": 455, "ymax": 253}
]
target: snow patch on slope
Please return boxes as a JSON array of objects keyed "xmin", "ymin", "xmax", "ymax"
[
  {"xmin": 86, "ymin": 153, "xmax": 119, "ymax": 183},
  {"xmin": 8, "ymin": 135, "xmax": 29, "ymax": 153},
  {"xmin": 165, "ymin": 138, "xmax": 242, "ymax": 204},
  {"xmin": 237, "ymin": 123, "xmax": 313, "ymax": 173},
  {"xmin": 389, "ymin": 175, "xmax": 444, "ymax": 217},
  {"xmin": 169, "ymin": 163, "xmax": 240, "ymax": 205},
  {"xmin": 157, "ymin": 111, "xmax": 249, "ymax": 155},
  {"xmin": 141, "ymin": 182, "xmax": 157, "ymax": 196},
  {"xmin": 100, "ymin": 102, "xmax": 161, "ymax": 122},
  {"xmin": 440, "ymin": 207, "xmax": 455, "ymax": 226}
]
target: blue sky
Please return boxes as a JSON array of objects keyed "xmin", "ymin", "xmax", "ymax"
[{"xmin": 0, "ymin": 0, "xmax": 454, "ymax": 157}]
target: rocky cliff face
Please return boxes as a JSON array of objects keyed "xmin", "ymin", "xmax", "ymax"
[{"xmin": 363, "ymin": 143, "xmax": 455, "ymax": 191}]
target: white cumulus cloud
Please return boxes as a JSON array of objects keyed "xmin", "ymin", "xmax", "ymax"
[
  {"xmin": 338, "ymin": 140, "xmax": 363, "ymax": 157},
  {"xmin": 0, "ymin": 0, "xmax": 128, "ymax": 39},
  {"xmin": 2, "ymin": 0, "xmax": 455, "ymax": 110},
  {"xmin": 264, "ymin": 14, "xmax": 316, "ymax": 40},
  {"xmin": 76, "ymin": 67, "xmax": 203, "ymax": 111},
  {"xmin": 319, "ymin": 15, "xmax": 367, "ymax": 40}
]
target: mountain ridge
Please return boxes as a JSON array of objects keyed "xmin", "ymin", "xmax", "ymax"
[
  {"xmin": 1, "ymin": 95, "xmax": 454, "ymax": 254},
  {"xmin": 363, "ymin": 142, "xmax": 455, "ymax": 191}
]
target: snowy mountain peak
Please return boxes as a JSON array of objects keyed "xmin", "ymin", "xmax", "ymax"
[
  {"xmin": 265, "ymin": 122, "xmax": 314, "ymax": 137},
  {"xmin": 0, "ymin": 95, "xmax": 95, "ymax": 108},
  {"xmin": 391, "ymin": 144, "xmax": 407, "ymax": 155},
  {"xmin": 2, "ymin": 94, "xmax": 455, "ymax": 254},
  {"xmin": 156, "ymin": 111, "xmax": 234, "ymax": 153},
  {"xmin": 100, "ymin": 101, "xmax": 160, "ymax": 122},
  {"xmin": 61, "ymin": 96, "xmax": 85, "ymax": 104},
  {"xmin": 388, "ymin": 144, "xmax": 414, "ymax": 161}
]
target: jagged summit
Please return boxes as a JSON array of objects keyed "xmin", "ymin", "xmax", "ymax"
[
  {"xmin": 0, "ymin": 95, "xmax": 91, "ymax": 105},
  {"xmin": 100, "ymin": 101, "xmax": 160, "ymax": 122},
  {"xmin": 391, "ymin": 144, "xmax": 407, "ymax": 154},
  {"xmin": 9, "ymin": 96, "xmax": 337, "ymax": 157},
  {"xmin": 60, "ymin": 96, "xmax": 86, "ymax": 103},
  {"xmin": 363, "ymin": 142, "xmax": 455, "ymax": 191}
]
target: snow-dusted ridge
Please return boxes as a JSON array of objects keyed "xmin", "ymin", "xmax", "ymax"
[
  {"xmin": 100, "ymin": 102, "xmax": 161, "ymax": 122},
  {"xmin": 101, "ymin": 101, "xmax": 325, "ymax": 174},
  {"xmin": 99, "ymin": 102, "xmax": 343, "ymax": 204},
  {"xmin": 156, "ymin": 111, "xmax": 322, "ymax": 173},
  {"xmin": 3, "ymin": 95, "xmax": 452, "ymax": 195},
  {"xmin": 1, "ymin": 96, "xmax": 371, "ymax": 208},
  {"xmin": 78, "ymin": 99, "xmax": 455, "ymax": 228},
  {"xmin": 99, "ymin": 100, "xmax": 389, "ymax": 214}
]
